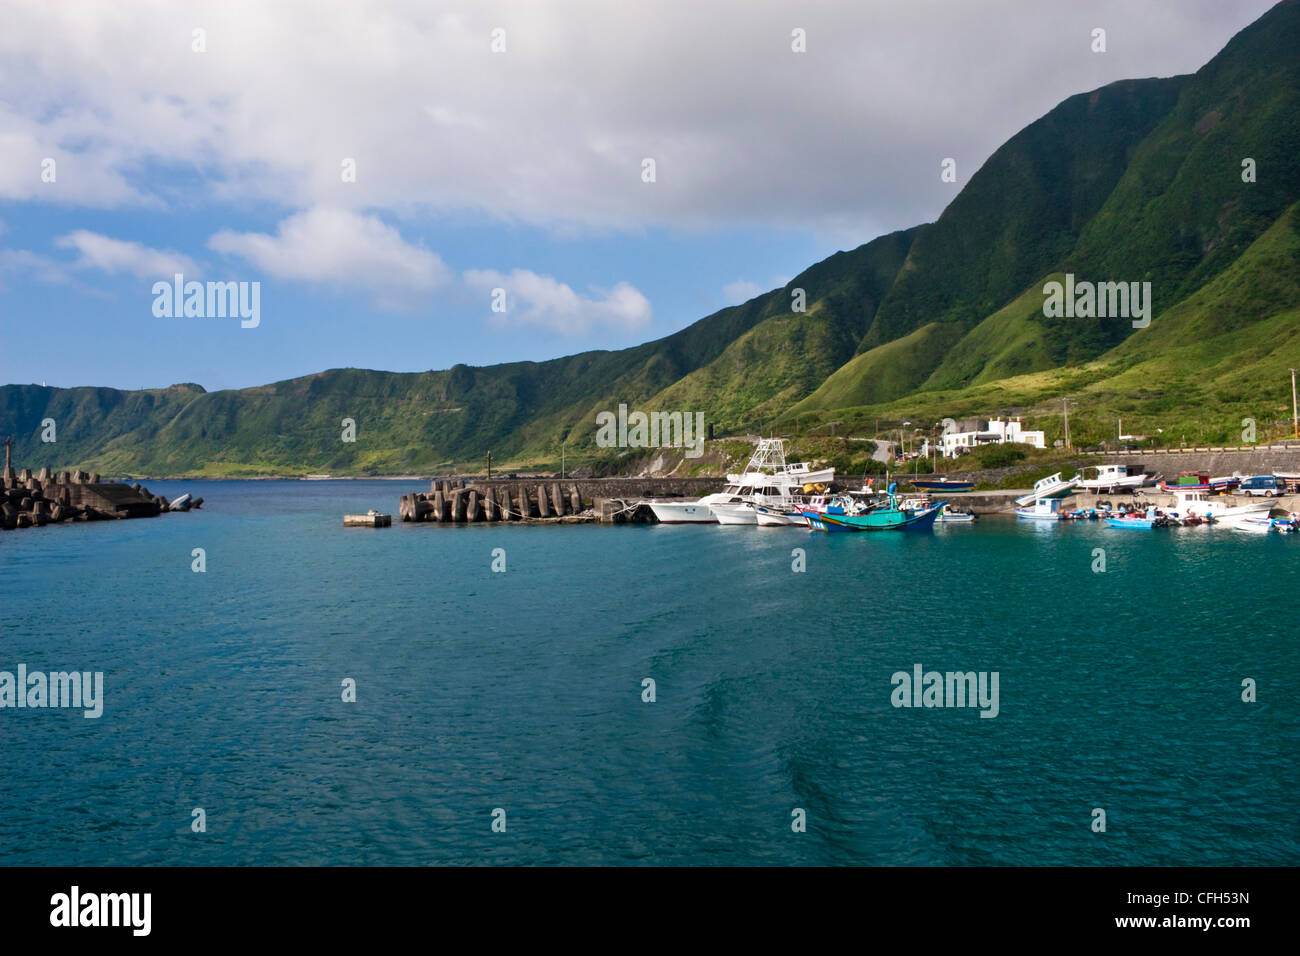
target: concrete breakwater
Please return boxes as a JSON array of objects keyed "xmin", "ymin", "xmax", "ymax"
[
  {"xmin": 0, "ymin": 465, "xmax": 201, "ymax": 530},
  {"xmin": 399, "ymin": 476, "xmax": 726, "ymax": 524}
]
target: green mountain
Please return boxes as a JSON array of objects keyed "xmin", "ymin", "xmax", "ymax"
[{"xmin": 4, "ymin": 1, "xmax": 1299, "ymax": 475}]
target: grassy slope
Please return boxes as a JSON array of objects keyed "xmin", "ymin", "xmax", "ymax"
[
  {"xmin": 782, "ymin": 200, "xmax": 1300, "ymax": 448},
  {"xmin": 858, "ymin": 76, "xmax": 1185, "ymax": 364},
  {"xmin": 636, "ymin": 227, "xmax": 919, "ymax": 432}
]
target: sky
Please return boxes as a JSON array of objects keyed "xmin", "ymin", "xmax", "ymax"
[{"xmin": 0, "ymin": 0, "xmax": 1278, "ymax": 392}]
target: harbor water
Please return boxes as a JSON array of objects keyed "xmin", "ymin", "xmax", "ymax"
[{"xmin": 1, "ymin": 479, "xmax": 1296, "ymax": 865}]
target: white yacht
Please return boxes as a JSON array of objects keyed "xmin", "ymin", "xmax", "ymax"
[{"xmin": 646, "ymin": 439, "xmax": 834, "ymax": 525}]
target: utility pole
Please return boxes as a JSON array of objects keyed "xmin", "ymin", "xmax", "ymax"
[
  {"xmin": 1063, "ymin": 398, "xmax": 1072, "ymax": 450},
  {"xmin": 1291, "ymin": 369, "xmax": 1298, "ymax": 439},
  {"xmin": 486, "ymin": 451, "xmax": 492, "ymax": 480}
]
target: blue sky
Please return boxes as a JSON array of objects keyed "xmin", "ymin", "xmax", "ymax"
[{"xmin": 0, "ymin": 0, "xmax": 1275, "ymax": 391}]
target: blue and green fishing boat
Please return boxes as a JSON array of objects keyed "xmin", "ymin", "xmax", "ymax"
[{"xmin": 800, "ymin": 484, "xmax": 944, "ymax": 532}]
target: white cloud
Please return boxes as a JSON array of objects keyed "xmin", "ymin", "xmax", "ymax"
[
  {"xmin": 0, "ymin": 1, "xmax": 1274, "ymax": 238},
  {"xmin": 54, "ymin": 230, "xmax": 197, "ymax": 278},
  {"xmin": 209, "ymin": 207, "xmax": 450, "ymax": 304},
  {"xmin": 464, "ymin": 268, "xmax": 651, "ymax": 334},
  {"xmin": 722, "ymin": 279, "xmax": 763, "ymax": 304}
]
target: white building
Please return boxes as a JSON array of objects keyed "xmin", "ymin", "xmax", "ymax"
[{"xmin": 941, "ymin": 417, "xmax": 1045, "ymax": 458}]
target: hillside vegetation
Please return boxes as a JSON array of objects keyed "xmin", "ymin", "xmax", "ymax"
[{"xmin": 4, "ymin": 2, "xmax": 1298, "ymax": 476}]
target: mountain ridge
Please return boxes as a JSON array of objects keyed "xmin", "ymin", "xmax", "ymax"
[{"xmin": 4, "ymin": 1, "xmax": 1298, "ymax": 474}]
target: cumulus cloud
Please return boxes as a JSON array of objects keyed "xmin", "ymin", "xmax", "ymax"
[
  {"xmin": 722, "ymin": 279, "xmax": 764, "ymax": 304},
  {"xmin": 209, "ymin": 207, "xmax": 451, "ymax": 304},
  {"xmin": 0, "ymin": 1, "xmax": 1274, "ymax": 238},
  {"xmin": 464, "ymin": 268, "xmax": 651, "ymax": 334},
  {"xmin": 55, "ymin": 230, "xmax": 198, "ymax": 278}
]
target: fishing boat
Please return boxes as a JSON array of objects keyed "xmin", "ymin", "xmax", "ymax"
[
  {"xmin": 1209, "ymin": 474, "xmax": 1241, "ymax": 492},
  {"xmin": 800, "ymin": 483, "xmax": 943, "ymax": 532},
  {"xmin": 1015, "ymin": 497, "xmax": 1066, "ymax": 521},
  {"xmin": 1159, "ymin": 471, "xmax": 1210, "ymax": 492},
  {"xmin": 1013, "ymin": 472, "xmax": 1079, "ymax": 507},
  {"xmin": 1165, "ymin": 488, "xmax": 1272, "ymax": 525},
  {"xmin": 907, "ymin": 477, "xmax": 974, "ymax": 493},
  {"xmin": 1071, "ymin": 463, "xmax": 1152, "ymax": 493}
]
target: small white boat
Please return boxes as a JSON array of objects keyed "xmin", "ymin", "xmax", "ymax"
[
  {"xmin": 935, "ymin": 505, "xmax": 975, "ymax": 523},
  {"xmin": 1233, "ymin": 516, "xmax": 1274, "ymax": 534},
  {"xmin": 755, "ymin": 505, "xmax": 805, "ymax": 526},
  {"xmin": 1015, "ymin": 497, "xmax": 1065, "ymax": 520},
  {"xmin": 1072, "ymin": 463, "xmax": 1152, "ymax": 493},
  {"xmin": 1014, "ymin": 473, "xmax": 1079, "ymax": 507}
]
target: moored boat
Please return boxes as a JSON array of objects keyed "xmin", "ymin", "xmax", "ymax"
[
  {"xmin": 710, "ymin": 501, "xmax": 758, "ymax": 525},
  {"xmin": 908, "ymin": 477, "xmax": 974, "ymax": 493},
  {"xmin": 647, "ymin": 438, "xmax": 836, "ymax": 524},
  {"xmin": 935, "ymin": 504, "xmax": 975, "ymax": 522},
  {"xmin": 1105, "ymin": 506, "xmax": 1172, "ymax": 529},
  {"xmin": 800, "ymin": 484, "xmax": 944, "ymax": 532},
  {"xmin": 1232, "ymin": 515, "xmax": 1274, "ymax": 534},
  {"xmin": 1015, "ymin": 497, "xmax": 1066, "ymax": 521},
  {"xmin": 1165, "ymin": 488, "xmax": 1272, "ymax": 525},
  {"xmin": 755, "ymin": 504, "xmax": 804, "ymax": 526}
]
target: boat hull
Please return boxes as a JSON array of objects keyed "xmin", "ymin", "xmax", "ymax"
[
  {"xmin": 1105, "ymin": 517, "xmax": 1163, "ymax": 529},
  {"xmin": 755, "ymin": 507, "xmax": 803, "ymax": 526},
  {"xmin": 711, "ymin": 502, "xmax": 758, "ymax": 525},
  {"xmin": 648, "ymin": 502, "xmax": 717, "ymax": 524},
  {"xmin": 1078, "ymin": 477, "xmax": 1145, "ymax": 492},
  {"xmin": 801, "ymin": 503, "xmax": 943, "ymax": 532},
  {"xmin": 908, "ymin": 479, "xmax": 974, "ymax": 493}
]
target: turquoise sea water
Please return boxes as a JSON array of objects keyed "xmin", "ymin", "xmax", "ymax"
[{"xmin": 1, "ymin": 479, "xmax": 1297, "ymax": 865}]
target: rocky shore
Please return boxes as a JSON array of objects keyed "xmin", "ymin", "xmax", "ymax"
[{"xmin": 0, "ymin": 464, "xmax": 202, "ymax": 531}]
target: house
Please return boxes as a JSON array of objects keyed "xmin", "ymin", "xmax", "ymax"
[{"xmin": 941, "ymin": 417, "xmax": 1045, "ymax": 458}]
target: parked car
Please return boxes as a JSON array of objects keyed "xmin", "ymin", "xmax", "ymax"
[{"xmin": 1239, "ymin": 475, "xmax": 1287, "ymax": 497}]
